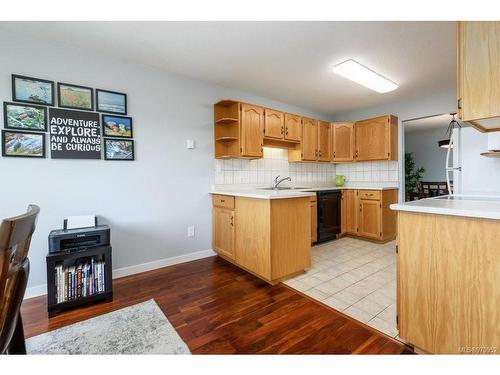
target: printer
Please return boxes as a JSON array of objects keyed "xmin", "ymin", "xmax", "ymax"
[{"xmin": 48, "ymin": 224, "xmax": 110, "ymax": 254}]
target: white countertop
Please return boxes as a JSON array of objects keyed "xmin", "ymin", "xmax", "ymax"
[
  {"xmin": 390, "ymin": 195, "xmax": 500, "ymax": 220},
  {"xmin": 211, "ymin": 184, "xmax": 398, "ymax": 200}
]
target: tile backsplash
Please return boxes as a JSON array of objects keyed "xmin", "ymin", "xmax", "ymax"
[
  {"xmin": 214, "ymin": 147, "xmax": 399, "ymax": 186},
  {"xmin": 335, "ymin": 160, "xmax": 399, "ymax": 183}
]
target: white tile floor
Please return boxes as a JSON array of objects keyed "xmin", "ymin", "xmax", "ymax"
[{"xmin": 283, "ymin": 237, "xmax": 398, "ymax": 338}]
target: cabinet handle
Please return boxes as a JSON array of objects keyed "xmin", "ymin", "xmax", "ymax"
[
  {"xmin": 281, "ymin": 126, "xmax": 284, "ymax": 134},
  {"xmin": 220, "ymin": 199, "xmax": 225, "ymax": 202},
  {"xmin": 458, "ymin": 98, "xmax": 462, "ymax": 110},
  {"xmin": 230, "ymin": 216, "xmax": 234, "ymax": 226},
  {"xmin": 285, "ymin": 127, "xmax": 288, "ymax": 135}
]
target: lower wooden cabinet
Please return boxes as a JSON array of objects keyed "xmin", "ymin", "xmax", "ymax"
[
  {"xmin": 341, "ymin": 189, "xmax": 358, "ymax": 235},
  {"xmin": 310, "ymin": 195, "xmax": 317, "ymax": 243},
  {"xmin": 341, "ymin": 189, "xmax": 397, "ymax": 242},
  {"xmin": 212, "ymin": 194, "xmax": 311, "ymax": 283},
  {"xmin": 212, "ymin": 195, "xmax": 235, "ymax": 260}
]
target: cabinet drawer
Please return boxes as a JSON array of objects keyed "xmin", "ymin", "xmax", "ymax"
[
  {"xmin": 212, "ymin": 194, "xmax": 235, "ymax": 209},
  {"xmin": 358, "ymin": 190, "xmax": 381, "ymax": 200}
]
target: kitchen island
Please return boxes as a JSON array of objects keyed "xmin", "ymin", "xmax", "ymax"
[
  {"xmin": 391, "ymin": 196, "xmax": 500, "ymax": 354},
  {"xmin": 211, "ymin": 190, "xmax": 315, "ymax": 284}
]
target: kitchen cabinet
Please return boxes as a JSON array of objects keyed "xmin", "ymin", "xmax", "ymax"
[
  {"xmin": 317, "ymin": 121, "xmax": 331, "ymax": 161},
  {"xmin": 212, "ymin": 194, "xmax": 311, "ymax": 283},
  {"xmin": 340, "ymin": 189, "xmax": 397, "ymax": 242},
  {"xmin": 212, "ymin": 195, "xmax": 235, "ymax": 260},
  {"xmin": 240, "ymin": 103, "xmax": 264, "ymax": 158},
  {"xmin": 358, "ymin": 198, "xmax": 381, "ymax": 239},
  {"xmin": 310, "ymin": 195, "xmax": 317, "ymax": 243},
  {"xmin": 264, "ymin": 108, "xmax": 285, "ymax": 140},
  {"xmin": 284, "ymin": 113, "xmax": 302, "ymax": 142},
  {"xmin": 301, "ymin": 117, "xmax": 318, "ymax": 161},
  {"xmin": 397, "ymin": 211, "xmax": 500, "ymax": 353},
  {"xmin": 341, "ymin": 189, "xmax": 358, "ymax": 235},
  {"xmin": 289, "ymin": 118, "xmax": 331, "ymax": 162},
  {"xmin": 457, "ymin": 21, "xmax": 500, "ymax": 131},
  {"xmin": 355, "ymin": 115, "xmax": 398, "ymax": 161},
  {"xmin": 332, "ymin": 122, "xmax": 355, "ymax": 162}
]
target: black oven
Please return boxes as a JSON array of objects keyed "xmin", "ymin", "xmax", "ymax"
[{"xmin": 316, "ymin": 190, "xmax": 341, "ymax": 243}]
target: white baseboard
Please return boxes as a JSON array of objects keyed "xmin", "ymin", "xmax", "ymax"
[
  {"xmin": 112, "ymin": 249, "xmax": 216, "ymax": 279},
  {"xmin": 24, "ymin": 249, "xmax": 217, "ymax": 300}
]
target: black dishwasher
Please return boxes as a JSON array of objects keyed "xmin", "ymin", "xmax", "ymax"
[{"xmin": 316, "ymin": 190, "xmax": 341, "ymax": 243}]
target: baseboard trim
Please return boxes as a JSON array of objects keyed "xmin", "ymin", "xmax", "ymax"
[{"xmin": 24, "ymin": 249, "xmax": 217, "ymax": 300}]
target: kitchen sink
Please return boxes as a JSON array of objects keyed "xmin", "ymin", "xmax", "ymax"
[{"xmin": 258, "ymin": 187, "xmax": 312, "ymax": 190}]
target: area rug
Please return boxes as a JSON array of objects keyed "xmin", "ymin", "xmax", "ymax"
[{"xmin": 26, "ymin": 299, "xmax": 190, "ymax": 354}]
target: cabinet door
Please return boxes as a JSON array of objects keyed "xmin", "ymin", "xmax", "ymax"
[
  {"xmin": 342, "ymin": 190, "xmax": 358, "ymax": 235},
  {"xmin": 302, "ymin": 117, "xmax": 318, "ymax": 161},
  {"xmin": 264, "ymin": 108, "xmax": 284, "ymax": 140},
  {"xmin": 458, "ymin": 22, "xmax": 500, "ymax": 123},
  {"xmin": 213, "ymin": 207, "xmax": 235, "ymax": 259},
  {"xmin": 358, "ymin": 199, "xmax": 381, "ymax": 239},
  {"xmin": 332, "ymin": 122, "xmax": 354, "ymax": 162},
  {"xmin": 240, "ymin": 103, "xmax": 264, "ymax": 157},
  {"xmin": 284, "ymin": 113, "xmax": 302, "ymax": 142},
  {"xmin": 311, "ymin": 200, "xmax": 317, "ymax": 243},
  {"xmin": 355, "ymin": 116, "xmax": 389, "ymax": 161},
  {"xmin": 317, "ymin": 121, "xmax": 331, "ymax": 162}
]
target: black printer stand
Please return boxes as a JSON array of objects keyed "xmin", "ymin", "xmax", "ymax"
[{"xmin": 46, "ymin": 246, "xmax": 113, "ymax": 317}]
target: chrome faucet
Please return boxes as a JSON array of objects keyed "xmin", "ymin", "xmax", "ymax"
[{"xmin": 273, "ymin": 175, "xmax": 292, "ymax": 189}]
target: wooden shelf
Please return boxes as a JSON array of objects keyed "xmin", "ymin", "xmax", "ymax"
[
  {"xmin": 216, "ymin": 137, "xmax": 238, "ymax": 142},
  {"xmin": 216, "ymin": 117, "xmax": 239, "ymax": 124},
  {"xmin": 480, "ymin": 151, "xmax": 500, "ymax": 158}
]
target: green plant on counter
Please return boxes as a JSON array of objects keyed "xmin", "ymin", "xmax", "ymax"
[{"xmin": 405, "ymin": 152, "xmax": 425, "ymax": 201}]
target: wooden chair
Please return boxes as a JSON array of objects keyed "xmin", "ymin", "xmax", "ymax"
[{"xmin": 0, "ymin": 205, "xmax": 40, "ymax": 354}]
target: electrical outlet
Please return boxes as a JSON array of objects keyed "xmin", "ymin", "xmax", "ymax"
[
  {"xmin": 187, "ymin": 225, "xmax": 195, "ymax": 237},
  {"xmin": 186, "ymin": 139, "xmax": 195, "ymax": 149}
]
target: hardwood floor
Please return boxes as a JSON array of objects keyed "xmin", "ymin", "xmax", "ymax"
[{"xmin": 21, "ymin": 256, "xmax": 413, "ymax": 354}]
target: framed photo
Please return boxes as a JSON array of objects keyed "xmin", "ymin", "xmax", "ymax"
[
  {"xmin": 102, "ymin": 114, "xmax": 133, "ymax": 138},
  {"xmin": 3, "ymin": 102, "xmax": 47, "ymax": 131},
  {"xmin": 2, "ymin": 130, "xmax": 46, "ymax": 158},
  {"xmin": 12, "ymin": 74, "xmax": 54, "ymax": 106},
  {"xmin": 57, "ymin": 82, "xmax": 94, "ymax": 111},
  {"xmin": 96, "ymin": 89, "xmax": 127, "ymax": 114},
  {"xmin": 104, "ymin": 138, "xmax": 134, "ymax": 161}
]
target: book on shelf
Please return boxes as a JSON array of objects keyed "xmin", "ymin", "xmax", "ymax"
[{"xmin": 54, "ymin": 257, "xmax": 106, "ymax": 304}]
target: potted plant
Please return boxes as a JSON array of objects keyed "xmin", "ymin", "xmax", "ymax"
[{"xmin": 405, "ymin": 152, "xmax": 425, "ymax": 201}]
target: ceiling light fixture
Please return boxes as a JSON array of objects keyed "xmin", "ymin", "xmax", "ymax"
[{"xmin": 332, "ymin": 59, "xmax": 398, "ymax": 93}]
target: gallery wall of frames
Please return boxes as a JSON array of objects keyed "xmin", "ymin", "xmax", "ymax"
[{"xmin": 1, "ymin": 74, "xmax": 135, "ymax": 161}]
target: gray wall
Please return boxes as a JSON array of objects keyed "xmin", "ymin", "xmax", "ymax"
[
  {"xmin": 0, "ymin": 29, "xmax": 330, "ymax": 291},
  {"xmin": 405, "ymin": 127, "xmax": 448, "ymax": 182},
  {"xmin": 334, "ymin": 88, "xmax": 457, "ymax": 201}
]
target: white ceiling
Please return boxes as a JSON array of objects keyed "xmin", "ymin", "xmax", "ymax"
[
  {"xmin": 0, "ymin": 21, "xmax": 456, "ymax": 116},
  {"xmin": 404, "ymin": 113, "xmax": 454, "ymax": 133}
]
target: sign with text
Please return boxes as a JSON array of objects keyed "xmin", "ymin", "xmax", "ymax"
[{"xmin": 49, "ymin": 108, "xmax": 101, "ymax": 159}]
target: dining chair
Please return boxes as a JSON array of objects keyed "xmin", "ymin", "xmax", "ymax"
[{"xmin": 0, "ymin": 205, "xmax": 40, "ymax": 354}]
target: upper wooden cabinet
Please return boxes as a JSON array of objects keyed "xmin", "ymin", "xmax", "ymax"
[
  {"xmin": 317, "ymin": 121, "xmax": 331, "ymax": 161},
  {"xmin": 332, "ymin": 122, "xmax": 355, "ymax": 162},
  {"xmin": 240, "ymin": 104, "xmax": 264, "ymax": 158},
  {"xmin": 457, "ymin": 21, "xmax": 500, "ymax": 131},
  {"xmin": 301, "ymin": 117, "xmax": 318, "ymax": 161},
  {"xmin": 284, "ymin": 113, "xmax": 302, "ymax": 142},
  {"xmin": 289, "ymin": 118, "xmax": 330, "ymax": 162},
  {"xmin": 264, "ymin": 108, "xmax": 285, "ymax": 140},
  {"xmin": 355, "ymin": 115, "xmax": 398, "ymax": 161}
]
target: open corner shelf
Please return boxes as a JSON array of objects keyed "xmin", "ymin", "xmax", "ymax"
[
  {"xmin": 480, "ymin": 151, "xmax": 500, "ymax": 158},
  {"xmin": 216, "ymin": 117, "xmax": 239, "ymax": 124},
  {"xmin": 216, "ymin": 137, "xmax": 238, "ymax": 142}
]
